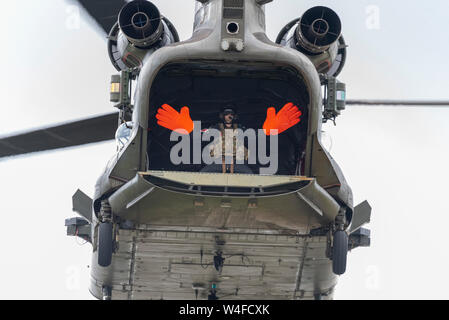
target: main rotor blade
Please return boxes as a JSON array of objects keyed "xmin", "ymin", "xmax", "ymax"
[
  {"xmin": 346, "ymin": 100, "xmax": 449, "ymax": 107},
  {"xmin": 0, "ymin": 113, "xmax": 118, "ymax": 159},
  {"xmin": 69, "ymin": 0, "xmax": 128, "ymax": 36}
]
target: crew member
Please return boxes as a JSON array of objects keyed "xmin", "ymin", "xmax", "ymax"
[{"xmin": 201, "ymin": 105, "xmax": 251, "ymax": 174}]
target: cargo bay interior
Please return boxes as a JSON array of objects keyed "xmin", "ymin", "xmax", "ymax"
[{"xmin": 147, "ymin": 62, "xmax": 310, "ymax": 175}]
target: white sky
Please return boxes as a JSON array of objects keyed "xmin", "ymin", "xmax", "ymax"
[{"xmin": 0, "ymin": 0, "xmax": 448, "ymax": 299}]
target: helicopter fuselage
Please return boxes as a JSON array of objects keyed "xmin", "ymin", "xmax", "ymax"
[{"xmin": 80, "ymin": 0, "xmax": 369, "ymax": 300}]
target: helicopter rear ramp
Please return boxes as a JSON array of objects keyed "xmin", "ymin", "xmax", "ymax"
[{"xmin": 108, "ymin": 171, "xmax": 342, "ymax": 231}]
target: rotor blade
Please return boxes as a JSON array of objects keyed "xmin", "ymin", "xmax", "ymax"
[
  {"xmin": 0, "ymin": 113, "xmax": 118, "ymax": 159},
  {"xmin": 346, "ymin": 100, "xmax": 449, "ymax": 107},
  {"xmin": 69, "ymin": 0, "xmax": 128, "ymax": 36}
]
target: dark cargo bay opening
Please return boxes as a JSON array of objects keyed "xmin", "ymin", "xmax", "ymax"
[{"xmin": 147, "ymin": 62, "xmax": 310, "ymax": 175}]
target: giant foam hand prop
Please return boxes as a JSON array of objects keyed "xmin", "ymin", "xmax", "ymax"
[
  {"xmin": 156, "ymin": 104, "xmax": 194, "ymax": 134},
  {"xmin": 263, "ymin": 102, "xmax": 302, "ymax": 135}
]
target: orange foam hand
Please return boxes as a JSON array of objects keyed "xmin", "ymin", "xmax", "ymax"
[
  {"xmin": 156, "ymin": 104, "xmax": 194, "ymax": 134},
  {"xmin": 263, "ymin": 102, "xmax": 302, "ymax": 135}
]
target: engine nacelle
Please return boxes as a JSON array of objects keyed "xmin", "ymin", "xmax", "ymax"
[
  {"xmin": 277, "ymin": 6, "xmax": 346, "ymax": 78},
  {"xmin": 108, "ymin": 0, "xmax": 179, "ymax": 71}
]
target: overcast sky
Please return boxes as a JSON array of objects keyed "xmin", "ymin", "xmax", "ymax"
[{"xmin": 0, "ymin": 0, "xmax": 448, "ymax": 299}]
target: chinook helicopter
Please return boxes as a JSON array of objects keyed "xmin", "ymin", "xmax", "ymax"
[{"xmin": 1, "ymin": 0, "xmax": 448, "ymax": 300}]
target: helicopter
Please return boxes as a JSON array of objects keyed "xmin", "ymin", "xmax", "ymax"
[{"xmin": 1, "ymin": 0, "xmax": 448, "ymax": 300}]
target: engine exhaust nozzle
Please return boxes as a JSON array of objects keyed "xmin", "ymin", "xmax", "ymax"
[
  {"xmin": 118, "ymin": 0, "xmax": 163, "ymax": 48},
  {"xmin": 295, "ymin": 6, "xmax": 341, "ymax": 54}
]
